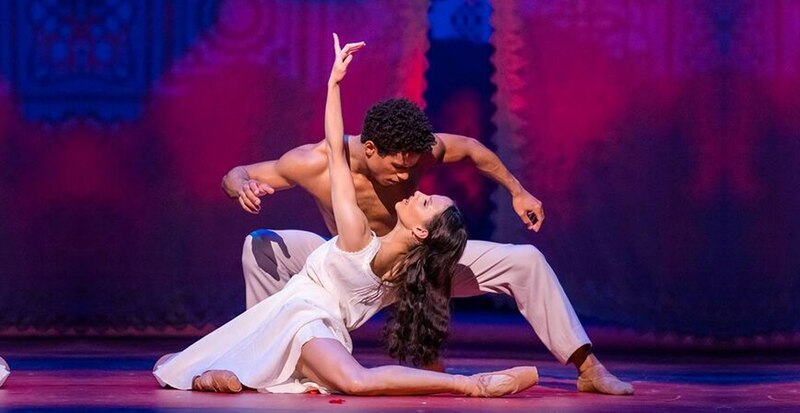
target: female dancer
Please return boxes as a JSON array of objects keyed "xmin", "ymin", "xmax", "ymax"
[{"xmin": 153, "ymin": 34, "xmax": 538, "ymax": 397}]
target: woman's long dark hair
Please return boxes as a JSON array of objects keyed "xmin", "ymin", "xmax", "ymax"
[{"xmin": 384, "ymin": 205, "xmax": 468, "ymax": 366}]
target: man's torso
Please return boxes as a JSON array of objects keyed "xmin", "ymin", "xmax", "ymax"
[{"xmin": 296, "ymin": 140, "xmax": 429, "ymax": 236}]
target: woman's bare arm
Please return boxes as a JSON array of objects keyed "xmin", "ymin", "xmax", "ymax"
[{"xmin": 325, "ymin": 33, "xmax": 370, "ymax": 252}]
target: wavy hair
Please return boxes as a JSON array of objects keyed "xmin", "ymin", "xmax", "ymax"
[{"xmin": 384, "ymin": 205, "xmax": 468, "ymax": 366}]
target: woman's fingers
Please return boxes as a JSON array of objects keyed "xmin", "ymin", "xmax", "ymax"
[
  {"xmin": 333, "ymin": 34, "xmax": 365, "ymax": 65},
  {"xmin": 341, "ymin": 42, "xmax": 365, "ymax": 55}
]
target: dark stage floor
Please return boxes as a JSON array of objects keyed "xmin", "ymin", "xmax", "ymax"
[{"xmin": 0, "ymin": 319, "xmax": 799, "ymax": 412}]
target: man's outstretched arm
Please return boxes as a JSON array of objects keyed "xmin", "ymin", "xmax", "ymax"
[
  {"xmin": 431, "ymin": 133, "xmax": 544, "ymax": 231},
  {"xmin": 221, "ymin": 143, "xmax": 326, "ymax": 214}
]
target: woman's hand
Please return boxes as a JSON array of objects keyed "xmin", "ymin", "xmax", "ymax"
[{"xmin": 329, "ymin": 33, "xmax": 365, "ymax": 86}]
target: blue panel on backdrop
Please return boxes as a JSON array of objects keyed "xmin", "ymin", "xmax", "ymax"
[
  {"xmin": 0, "ymin": 2, "xmax": 10, "ymax": 82},
  {"xmin": 0, "ymin": 0, "xmax": 220, "ymax": 122},
  {"xmin": 429, "ymin": 0, "xmax": 491, "ymax": 43}
]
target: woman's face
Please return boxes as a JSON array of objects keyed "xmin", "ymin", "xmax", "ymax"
[{"xmin": 395, "ymin": 191, "xmax": 454, "ymax": 239}]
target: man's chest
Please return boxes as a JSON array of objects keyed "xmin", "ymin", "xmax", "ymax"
[{"xmin": 306, "ymin": 174, "xmax": 415, "ymax": 223}]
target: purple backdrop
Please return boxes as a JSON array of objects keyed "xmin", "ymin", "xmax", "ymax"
[
  {"xmin": 0, "ymin": 0, "xmax": 797, "ymax": 342},
  {"xmin": 490, "ymin": 0, "xmax": 800, "ymax": 338}
]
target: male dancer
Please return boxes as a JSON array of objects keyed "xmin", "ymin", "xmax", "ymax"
[{"xmin": 222, "ymin": 45, "xmax": 633, "ymax": 396}]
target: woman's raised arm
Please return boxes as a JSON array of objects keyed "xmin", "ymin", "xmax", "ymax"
[{"xmin": 325, "ymin": 33, "xmax": 371, "ymax": 252}]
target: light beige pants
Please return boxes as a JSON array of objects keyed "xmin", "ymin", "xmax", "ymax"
[{"xmin": 242, "ymin": 229, "xmax": 591, "ymax": 364}]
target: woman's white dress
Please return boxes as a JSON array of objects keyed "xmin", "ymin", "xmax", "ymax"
[
  {"xmin": 0, "ymin": 359, "xmax": 8, "ymax": 386},
  {"xmin": 153, "ymin": 234, "xmax": 395, "ymax": 393}
]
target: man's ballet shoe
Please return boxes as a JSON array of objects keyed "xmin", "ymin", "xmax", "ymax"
[
  {"xmin": 577, "ymin": 365, "xmax": 634, "ymax": 396},
  {"xmin": 466, "ymin": 366, "xmax": 538, "ymax": 397},
  {"xmin": 191, "ymin": 370, "xmax": 243, "ymax": 393},
  {"xmin": 0, "ymin": 356, "xmax": 9, "ymax": 387}
]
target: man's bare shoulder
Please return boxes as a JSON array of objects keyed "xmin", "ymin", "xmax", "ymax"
[
  {"xmin": 283, "ymin": 140, "xmax": 327, "ymax": 161},
  {"xmin": 277, "ymin": 140, "xmax": 328, "ymax": 183},
  {"xmin": 415, "ymin": 132, "xmax": 449, "ymax": 167},
  {"xmin": 427, "ymin": 132, "xmax": 477, "ymax": 165}
]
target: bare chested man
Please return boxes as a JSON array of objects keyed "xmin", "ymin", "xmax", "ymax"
[{"xmin": 222, "ymin": 53, "xmax": 633, "ymax": 396}]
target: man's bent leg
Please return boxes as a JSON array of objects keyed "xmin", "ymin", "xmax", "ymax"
[
  {"xmin": 451, "ymin": 241, "xmax": 633, "ymax": 395},
  {"xmin": 242, "ymin": 229, "xmax": 325, "ymax": 308},
  {"xmin": 451, "ymin": 241, "xmax": 591, "ymax": 364}
]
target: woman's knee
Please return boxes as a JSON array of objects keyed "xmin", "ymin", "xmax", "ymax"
[
  {"xmin": 330, "ymin": 367, "xmax": 372, "ymax": 395},
  {"xmin": 299, "ymin": 338, "xmax": 372, "ymax": 395}
]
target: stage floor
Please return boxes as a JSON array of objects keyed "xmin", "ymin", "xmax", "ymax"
[{"xmin": 0, "ymin": 337, "xmax": 798, "ymax": 412}]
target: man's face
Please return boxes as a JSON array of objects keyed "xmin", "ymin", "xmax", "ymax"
[{"xmin": 365, "ymin": 147, "xmax": 422, "ymax": 186}]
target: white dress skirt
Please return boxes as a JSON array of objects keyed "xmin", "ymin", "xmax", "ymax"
[
  {"xmin": 0, "ymin": 358, "xmax": 8, "ymax": 386},
  {"xmin": 153, "ymin": 234, "xmax": 395, "ymax": 393}
]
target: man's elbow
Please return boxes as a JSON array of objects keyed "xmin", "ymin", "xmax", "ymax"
[
  {"xmin": 221, "ymin": 167, "xmax": 243, "ymax": 198},
  {"xmin": 221, "ymin": 177, "xmax": 236, "ymax": 198},
  {"xmin": 221, "ymin": 176, "xmax": 233, "ymax": 198}
]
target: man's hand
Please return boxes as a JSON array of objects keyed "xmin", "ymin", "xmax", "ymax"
[
  {"xmin": 329, "ymin": 33, "xmax": 365, "ymax": 85},
  {"xmin": 513, "ymin": 190, "xmax": 545, "ymax": 231},
  {"xmin": 238, "ymin": 180, "xmax": 275, "ymax": 214}
]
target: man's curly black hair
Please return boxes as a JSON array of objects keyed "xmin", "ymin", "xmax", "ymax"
[{"xmin": 361, "ymin": 98, "xmax": 435, "ymax": 156}]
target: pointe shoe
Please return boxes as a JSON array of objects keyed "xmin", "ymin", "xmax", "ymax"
[
  {"xmin": 466, "ymin": 366, "xmax": 538, "ymax": 397},
  {"xmin": 191, "ymin": 370, "xmax": 243, "ymax": 393},
  {"xmin": 0, "ymin": 356, "xmax": 9, "ymax": 387}
]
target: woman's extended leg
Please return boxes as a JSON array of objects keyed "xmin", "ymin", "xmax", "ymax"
[{"xmin": 296, "ymin": 338, "xmax": 538, "ymax": 397}]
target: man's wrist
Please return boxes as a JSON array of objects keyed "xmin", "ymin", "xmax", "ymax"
[{"xmin": 506, "ymin": 178, "xmax": 524, "ymax": 197}]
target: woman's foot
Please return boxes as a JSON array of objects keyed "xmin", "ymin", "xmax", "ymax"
[
  {"xmin": 577, "ymin": 364, "xmax": 634, "ymax": 396},
  {"xmin": 191, "ymin": 370, "xmax": 243, "ymax": 393},
  {"xmin": 465, "ymin": 366, "xmax": 538, "ymax": 397}
]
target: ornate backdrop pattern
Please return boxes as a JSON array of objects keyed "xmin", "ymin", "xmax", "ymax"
[
  {"xmin": 491, "ymin": 0, "xmax": 800, "ymax": 337},
  {"xmin": 0, "ymin": 0, "xmax": 429, "ymax": 333},
  {"xmin": 0, "ymin": 0, "xmax": 797, "ymax": 341}
]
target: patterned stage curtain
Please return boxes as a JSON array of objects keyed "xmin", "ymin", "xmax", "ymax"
[
  {"xmin": 490, "ymin": 0, "xmax": 800, "ymax": 338},
  {"xmin": 0, "ymin": 0, "xmax": 429, "ymax": 333}
]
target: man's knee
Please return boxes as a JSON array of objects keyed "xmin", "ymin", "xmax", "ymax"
[
  {"xmin": 243, "ymin": 230, "xmax": 285, "ymax": 279},
  {"xmin": 509, "ymin": 244, "xmax": 546, "ymax": 267},
  {"xmin": 247, "ymin": 229, "xmax": 284, "ymax": 252},
  {"xmin": 501, "ymin": 244, "xmax": 554, "ymax": 284}
]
